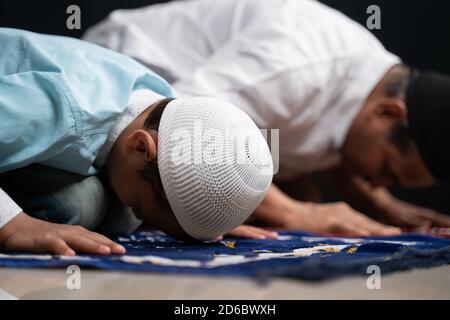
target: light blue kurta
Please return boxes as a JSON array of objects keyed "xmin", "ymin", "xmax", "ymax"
[{"xmin": 0, "ymin": 28, "xmax": 173, "ymax": 176}]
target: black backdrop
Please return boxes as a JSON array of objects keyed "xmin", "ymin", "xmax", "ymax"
[
  {"xmin": 1, "ymin": 0, "xmax": 450, "ymax": 213},
  {"xmin": 1, "ymin": 0, "xmax": 449, "ymax": 73}
]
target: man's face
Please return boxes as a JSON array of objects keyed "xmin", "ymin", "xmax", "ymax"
[
  {"xmin": 342, "ymin": 136, "xmax": 435, "ymax": 188},
  {"xmin": 342, "ymin": 99, "xmax": 436, "ymax": 188}
]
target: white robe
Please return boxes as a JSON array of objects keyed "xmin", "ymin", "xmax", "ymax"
[{"xmin": 84, "ymin": 0, "xmax": 400, "ymax": 179}]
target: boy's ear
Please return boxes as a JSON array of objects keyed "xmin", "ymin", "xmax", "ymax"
[
  {"xmin": 125, "ymin": 129, "xmax": 157, "ymax": 161},
  {"xmin": 375, "ymin": 98, "xmax": 407, "ymax": 122}
]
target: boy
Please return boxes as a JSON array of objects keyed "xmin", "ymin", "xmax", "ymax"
[{"xmin": 0, "ymin": 28, "xmax": 274, "ymax": 255}]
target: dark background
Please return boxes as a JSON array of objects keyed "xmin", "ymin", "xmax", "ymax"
[{"xmin": 1, "ymin": 0, "xmax": 449, "ymax": 213}]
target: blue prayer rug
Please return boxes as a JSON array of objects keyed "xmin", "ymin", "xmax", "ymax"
[{"xmin": 0, "ymin": 231, "xmax": 449, "ymax": 280}]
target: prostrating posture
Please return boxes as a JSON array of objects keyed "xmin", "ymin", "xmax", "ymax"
[
  {"xmin": 85, "ymin": 0, "xmax": 450, "ymax": 235},
  {"xmin": 0, "ymin": 28, "xmax": 274, "ymax": 255}
]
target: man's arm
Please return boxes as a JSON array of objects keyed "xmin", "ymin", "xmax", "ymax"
[
  {"xmin": 321, "ymin": 165, "xmax": 450, "ymax": 228},
  {"xmin": 248, "ymin": 184, "xmax": 401, "ymax": 236}
]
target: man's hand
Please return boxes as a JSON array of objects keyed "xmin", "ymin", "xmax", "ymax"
[
  {"xmin": 226, "ymin": 225, "xmax": 279, "ymax": 239},
  {"xmin": 251, "ymin": 185, "xmax": 401, "ymax": 237},
  {"xmin": 321, "ymin": 167, "xmax": 450, "ymax": 230},
  {"xmin": 373, "ymin": 189, "xmax": 450, "ymax": 228},
  {"xmin": 0, "ymin": 212, "xmax": 126, "ymax": 256},
  {"xmin": 281, "ymin": 201, "xmax": 402, "ymax": 237}
]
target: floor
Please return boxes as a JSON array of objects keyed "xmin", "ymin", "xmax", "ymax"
[{"xmin": 1, "ymin": 265, "xmax": 449, "ymax": 299}]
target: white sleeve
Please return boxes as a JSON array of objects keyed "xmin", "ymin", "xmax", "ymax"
[
  {"xmin": 0, "ymin": 188, "xmax": 22, "ymax": 228},
  {"xmin": 83, "ymin": 0, "xmax": 260, "ymax": 80}
]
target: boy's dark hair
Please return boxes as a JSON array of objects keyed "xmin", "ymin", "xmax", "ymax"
[
  {"xmin": 385, "ymin": 65, "xmax": 417, "ymax": 154},
  {"xmin": 138, "ymin": 97, "xmax": 174, "ymax": 209}
]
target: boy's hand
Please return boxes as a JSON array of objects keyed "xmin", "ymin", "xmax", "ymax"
[{"xmin": 0, "ymin": 212, "xmax": 126, "ymax": 256}]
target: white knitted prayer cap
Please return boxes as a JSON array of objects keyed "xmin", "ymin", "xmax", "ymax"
[{"xmin": 158, "ymin": 96, "xmax": 273, "ymax": 240}]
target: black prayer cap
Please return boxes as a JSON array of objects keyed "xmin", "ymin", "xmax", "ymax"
[{"xmin": 406, "ymin": 71, "xmax": 450, "ymax": 180}]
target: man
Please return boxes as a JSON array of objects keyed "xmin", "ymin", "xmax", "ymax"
[
  {"xmin": 85, "ymin": 0, "xmax": 450, "ymax": 235},
  {"xmin": 0, "ymin": 28, "xmax": 275, "ymax": 255}
]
